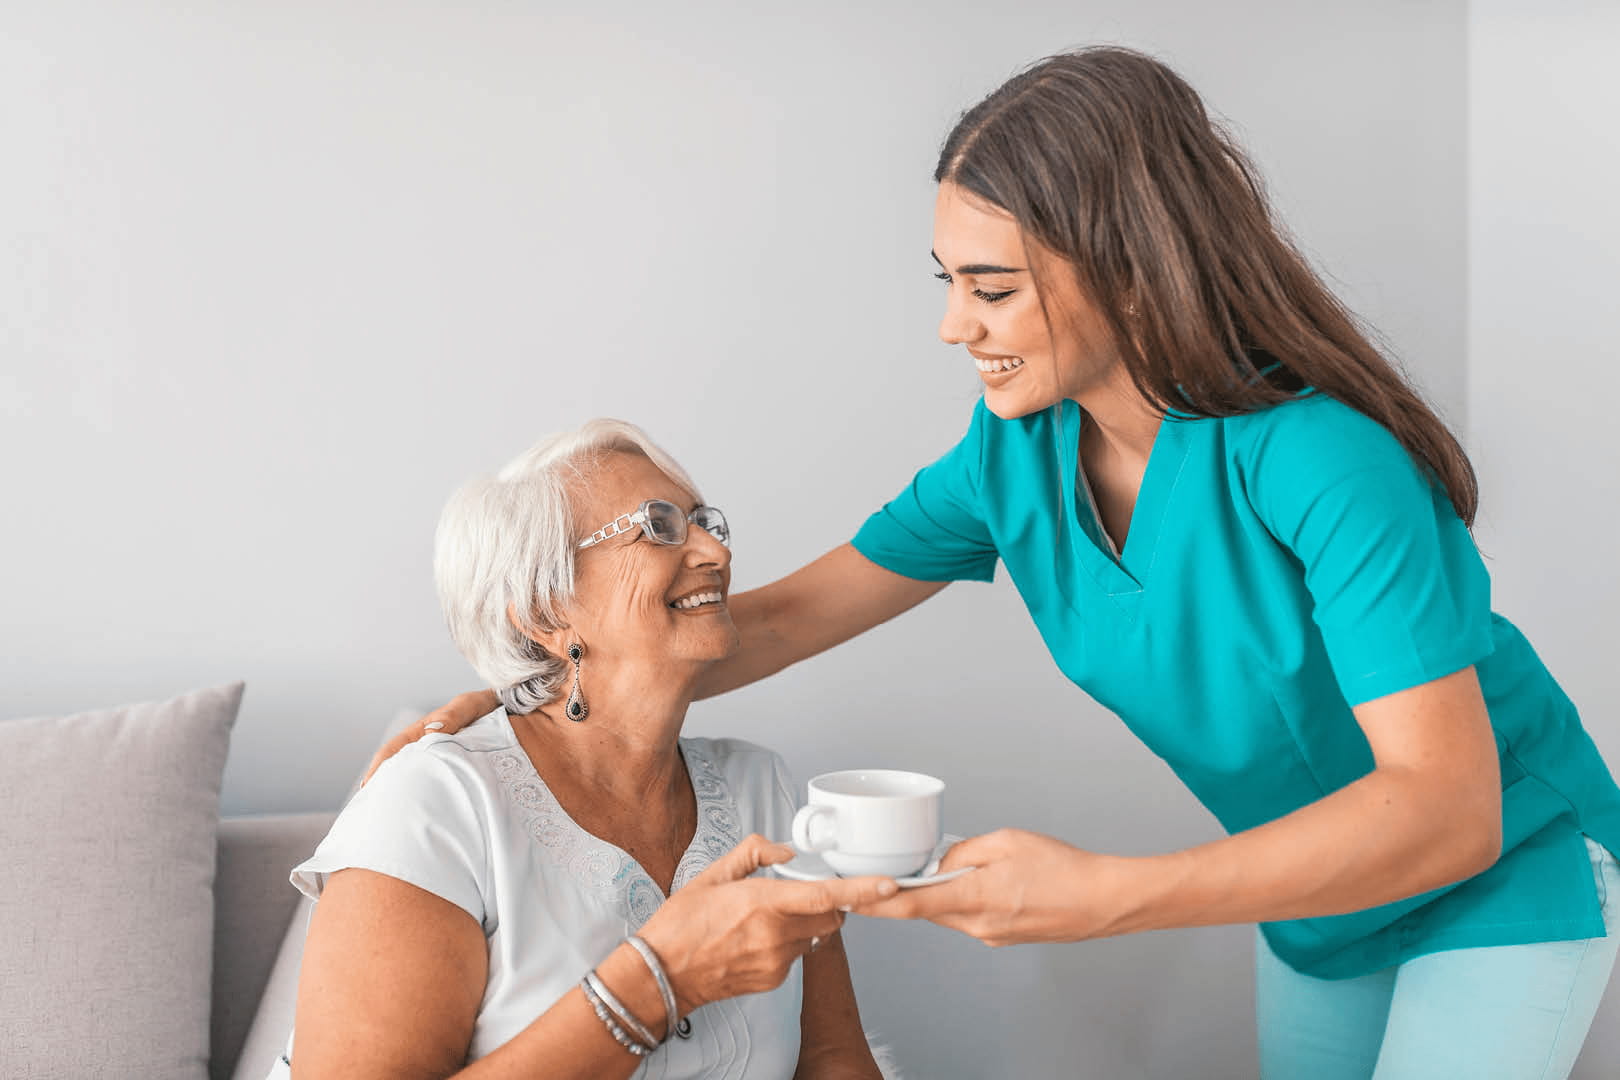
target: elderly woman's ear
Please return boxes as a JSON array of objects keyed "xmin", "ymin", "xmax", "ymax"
[
  {"xmin": 504, "ymin": 603, "xmax": 592, "ymax": 721},
  {"xmin": 506, "ymin": 602, "xmax": 569, "ymax": 658}
]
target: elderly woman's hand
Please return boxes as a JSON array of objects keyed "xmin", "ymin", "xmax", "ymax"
[
  {"xmin": 361, "ymin": 690, "xmax": 499, "ymax": 785},
  {"xmin": 637, "ymin": 834, "xmax": 899, "ymax": 1015}
]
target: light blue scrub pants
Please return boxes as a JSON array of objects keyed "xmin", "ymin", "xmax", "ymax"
[{"xmin": 1256, "ymin": 837, "xmax": 1620, "ymax": 1080}]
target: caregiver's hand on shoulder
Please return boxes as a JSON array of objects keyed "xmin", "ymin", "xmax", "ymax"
[
  {"xmin": 854, "ymin": 828, "xmax": 1128, "ymax": 947},
  {"xmin": 638, "ymin": 834, "xmax": 899, "ymax": 1014},
  {"xmin": 361, "ymin": 689, "xmax": 499, "ymax": 785}
]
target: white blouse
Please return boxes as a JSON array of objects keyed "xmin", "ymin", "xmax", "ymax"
[{"xmin": 275, "ymin": 708, "xmax": 804, "ymax": 1079}]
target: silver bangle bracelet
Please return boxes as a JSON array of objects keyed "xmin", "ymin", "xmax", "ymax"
[
  {"xmin": 579, "ymin": 976, "xmax": 650, "ymax": 1057},
  {"xmin": 584, "ymin": 970, "xmax": 659, "ymax": 1049},
  {"xmin": 626, "ymin": 934, "xmax": 684, "ymax": 1040}
]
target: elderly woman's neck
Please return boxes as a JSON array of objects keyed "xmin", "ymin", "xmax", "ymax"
[{"xmin": 518, "ymin": 673, "xmax": 697, "ymax": 796}]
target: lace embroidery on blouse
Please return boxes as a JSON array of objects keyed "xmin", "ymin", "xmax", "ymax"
[{"xmin": 491, "ymin": 738, "xmax": 742, "ymax": 930}]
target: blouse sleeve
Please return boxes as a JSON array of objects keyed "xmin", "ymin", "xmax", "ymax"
[
  {"xmin": 769, "ymin": 749, "xmax": 801, "ymax": 822},
  {"xmin": 290, "ymin": 741, "xmax": 490, "ymax": 929},
  {"xmin": 1240, "ymin": 396, "xmax": 1496, "ymax": 707},
  {"xmin": 851, "ymin": 399, "xmax": 999, "ymax": 582}
]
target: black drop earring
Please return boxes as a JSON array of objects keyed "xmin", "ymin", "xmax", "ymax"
[{"xmin": 565, "ymin": 642, "xmax": 588, "ymax": 722}]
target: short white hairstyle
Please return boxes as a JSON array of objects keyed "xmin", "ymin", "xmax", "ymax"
[{"xmin": 434, "ymin": 418, "xmax": 704, "ymax": 715}]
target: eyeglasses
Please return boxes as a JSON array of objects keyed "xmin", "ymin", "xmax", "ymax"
[{"xmin": 577, "ymin": 499, "xmax": 730, "ymax": 551}]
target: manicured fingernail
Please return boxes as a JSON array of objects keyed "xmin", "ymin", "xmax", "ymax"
[{"xmin": 424, "ymin": 721, "xmax": 445, "ymax": 731}]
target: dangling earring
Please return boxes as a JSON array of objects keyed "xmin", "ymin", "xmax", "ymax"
[{"xmin": 564, "ymin": 642, "xmax": 588, "ymax": 722}]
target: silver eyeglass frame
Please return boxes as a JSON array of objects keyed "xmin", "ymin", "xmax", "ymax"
[{"xmin": 577, "ymin": 499, "xmax": 729, "ymax": 551}]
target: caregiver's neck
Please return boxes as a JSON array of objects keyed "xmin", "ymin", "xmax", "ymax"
[{"xmin": 1071, "ymin": 362, "xmax": 1164, "ymax": 470}]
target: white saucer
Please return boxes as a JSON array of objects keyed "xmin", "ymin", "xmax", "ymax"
[{"xmin": 771, "ymin": 834, "xmax": 972, "ymax": 889}]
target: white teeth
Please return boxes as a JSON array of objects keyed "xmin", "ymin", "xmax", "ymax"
[
  {"xmin": 974, "ymin": 356, "xmax": 1025, "ymax": 374},
  {"xmin": 671, "ymin": 591, "xmax": 723, "ymax": 610}
]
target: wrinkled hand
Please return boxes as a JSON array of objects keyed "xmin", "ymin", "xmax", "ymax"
[
  {"xmin": 638, "ymin": 835, "xmax": 899, "ymax": 1013},
  {"xmin": 854, "ymin": 828, "xmax": 1128, "ymax": 947},
  {"xmin": 362, "ymin": 690, "xmax": 498, "ymax": 785}
]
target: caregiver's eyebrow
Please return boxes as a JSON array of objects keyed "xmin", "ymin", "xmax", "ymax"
[{"xmin": 931, "ymin": 250, "xmax": 1027, "ymax": 275}]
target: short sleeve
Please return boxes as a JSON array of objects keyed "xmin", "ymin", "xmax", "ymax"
[
  {"xmin": 290, "ymin": 741, "xmax": 489, "ymax": 929},
  {"xmin": 852, "ymin": 399, "xmax": 998, "ymax": 582},
  {"xmin": 1241, "ymin": 397, "xmax": 1495, "ymax": 706},
  {"xmin": 770, "ymin": 750, "xmax": 800, "ymax": 819}
]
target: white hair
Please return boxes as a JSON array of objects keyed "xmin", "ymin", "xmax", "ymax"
[{"xmin": 434, "ymin": 418, "xmax": 704, "ymax": 715}]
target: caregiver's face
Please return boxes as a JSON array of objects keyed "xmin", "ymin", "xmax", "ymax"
[{"xmin": 933, "ymin": 181, "xmax": 1120, "ymax": 419}]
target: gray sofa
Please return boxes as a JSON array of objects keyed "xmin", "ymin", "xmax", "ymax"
[
  {"xmin": 212, "ymin": 812, "xmax": 334, "ymax": 1080},
  {"xmin": 0, "ymin": 686, "xmax": 405, "ymax": 1080}
]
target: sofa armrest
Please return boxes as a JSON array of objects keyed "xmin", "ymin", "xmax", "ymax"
[{"xmin": 211, "ymin": 812, "xmax": 334, "ymax": 1080}]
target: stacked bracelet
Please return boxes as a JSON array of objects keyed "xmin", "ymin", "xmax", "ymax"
[
  {"xmin": 626, "ymin": 934, "xmax": 689, "ymax": 1040},
  {"xmin": 581, "ymin": 936, "xmax": 693, "ymax": 1058},
  {"xmin": 584, "ymin": 970, "xmax": 659, "ymax": 1048},
  {"xmin": 579, "ymin": 976, "xmax": 651, "ymax": 1057}
]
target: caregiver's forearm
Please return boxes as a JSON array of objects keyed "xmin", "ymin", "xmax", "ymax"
[
  {"xmin": 696, "ymin": 584, "xmax": 800, "ymax": 697},
  {"xmin": 697, "ymin": 543, "xmax": 948, "ymax": 699},
  {"xmin": 1101, "ymin": 765, "xmax": 1501, "ymax": 935}
]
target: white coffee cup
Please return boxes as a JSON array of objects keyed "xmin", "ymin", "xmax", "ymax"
[{"xmin": 791, "ymin": 769, "xmax": 944, "ymax": 877}]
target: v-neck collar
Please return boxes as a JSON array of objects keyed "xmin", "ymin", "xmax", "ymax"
[
  {"xmin": 1056, "ymin": 399, "xmax": 1193, "ymax": 605},
  {"xmin": 489, "ymin": 710, "xmax": 741, "ymax": 929}
]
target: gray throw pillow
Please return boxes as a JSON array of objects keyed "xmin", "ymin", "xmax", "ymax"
[{"xmin": 0, "ymin": 683, "xmax": 242, "ymax": 1080}]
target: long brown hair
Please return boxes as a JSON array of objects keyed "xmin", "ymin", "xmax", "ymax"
[{"xmin": 937, "ymin": 46, "xmax": 1478, "ymax": 525}]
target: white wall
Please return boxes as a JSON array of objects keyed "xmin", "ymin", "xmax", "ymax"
[
  {"xmin": 1469, "ymin": 2, "xmax": 1620, "ymax": 1070},
  {"xmin": 1, "ymin": 2, "xmax": 1482, "ymax": 1075}
]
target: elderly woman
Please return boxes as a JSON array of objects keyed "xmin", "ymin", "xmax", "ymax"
[{"xmin": 274, "ymin": 419, "xmax": 899, "ymax": 1079}]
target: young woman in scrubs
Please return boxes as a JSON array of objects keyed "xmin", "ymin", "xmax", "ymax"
[{"xmin": 407, "ymin": 47, "xmax": 1620, "ymax": 1078}]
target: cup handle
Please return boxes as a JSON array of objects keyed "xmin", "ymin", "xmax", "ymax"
[{"xmin": 791, "ymin": 804, "xmax": 837, "ymax": 853}]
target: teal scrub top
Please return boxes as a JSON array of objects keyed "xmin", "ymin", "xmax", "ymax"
[{"xmin": 852, "ymin": 393, "xmax": 1620, "ymax": 979}]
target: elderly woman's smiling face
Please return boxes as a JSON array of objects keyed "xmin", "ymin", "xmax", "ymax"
[{"xmin": 561, "ymin": 450, "xmax": 738, "ymax": 667}]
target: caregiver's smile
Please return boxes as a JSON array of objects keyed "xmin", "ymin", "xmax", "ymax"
[{"xmin": 970, "ymin": 350, "xmax": 1026, "ymax": 375}]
